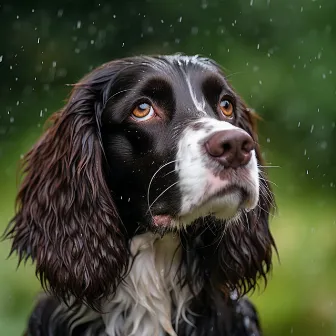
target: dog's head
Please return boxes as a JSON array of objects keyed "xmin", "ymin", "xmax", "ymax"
[{"xmin": 5, "ymin": 55, "xmax": 275, "ymax": 310}]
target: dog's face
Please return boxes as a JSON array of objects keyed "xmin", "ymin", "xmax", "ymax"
[
  {"xmin": 5, "ymin": 55, "xmax": 274, "ymax": 310},
  {"xmin": 102, "ymin": 55, "xmax": 259, "ymax": 234}
]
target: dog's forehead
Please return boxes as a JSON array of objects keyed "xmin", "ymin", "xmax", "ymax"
[
  {"xmin": 149, "ymin": 55, "xmax": 220, "ymax": 78},
  {"xmin": 158, "ymin": 55, "xmax": 218, "ymax": 70},
  {"xmin": 105, "ymin": 55, "xmax": 230, "ymax": 122}
]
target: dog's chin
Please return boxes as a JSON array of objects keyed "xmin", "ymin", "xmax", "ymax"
[{"xmin": 151, "ymin": 186, "xmax": 258, "ymax": 233}]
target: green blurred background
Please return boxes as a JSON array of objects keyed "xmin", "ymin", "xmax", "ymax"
[{"xmin": 0, "ymin": 0, "xmax": 335, "ymax": 335}]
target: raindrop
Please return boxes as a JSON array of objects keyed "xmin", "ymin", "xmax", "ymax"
[
  {"xmin": 10, "ymin": 117, "xmax": 14, "ymax": 123},
  {"xmin": 52, "ymin": 61, "xmax": 57, "ymax": 67},
  {"xmin": 310, "ymin": 124, "xmax": 314, "ymax": 133},
  {"xmin": 191, "ymin": 27, "xmax": 199, "ymax": 35},
  {"xmin": 57, "ymin": 9, "xmax": 64, "ymax": 17},
  {"xmin": 37, "ymin": 37, "xmax": 40, "ymax": 43},
  {"xmin": 266, "ymin": 138, "xmax": 271, "ymax": 143},
  {"xmin": 77, "ymin": 21, "xmax": 82, "ymax": 29},
  {"xmin": 0, "ymin": 55, "xmax": 2, "ymax": 62},
  {"xmin": 257, "ymin": 44, "xmax": 260, "ymax": 50},
  {"xmin": 178, "ymin": 16, "xmax": 183, "ymax": 23},
  {"xmin": 250, "ymin": 0, "xmax": 253, "ymax": 6},
  {"xmin": 298, "ymin": 121, "xmax": 301, "ymax": 127},
  {"xmin": 320, "ymin": 141, "xmax": 327, "ymax": 149}
]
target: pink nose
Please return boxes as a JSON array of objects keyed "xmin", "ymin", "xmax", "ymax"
[{"xmin": 205, "ymin": 130, "xmax": 255, "ymax": 168}]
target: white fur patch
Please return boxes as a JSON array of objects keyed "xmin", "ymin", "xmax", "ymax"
[
  {"xmin": 186, "ymin": 76, "xmax": 206, "ymax": 114},
  {"xmin": 103, "ymin": 233, "xmax": 194, "ymax": 336},
  {"xmin": 175, "ymin": 117, "xmax": 259, "ymax": 227}
]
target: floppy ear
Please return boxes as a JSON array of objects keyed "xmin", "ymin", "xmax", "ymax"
[
  {"xmin": 214, "ymin": 105, "xmax": 276, "ymax": 296},
  {"xmin": 4, "ymin": 63, "xmax": 128, "ymax": 310},
  {"xmin": 181, "ymin": 105, "xmax": 276, "ymax": 299}
]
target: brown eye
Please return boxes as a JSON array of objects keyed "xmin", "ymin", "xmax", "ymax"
[
  {"xmin": 219, "ymin": 99, "xmax": 234, "ymax": 118},
  {"xmin": 132, "ymin": 102, "xmax": 155, "ymax": 121}
]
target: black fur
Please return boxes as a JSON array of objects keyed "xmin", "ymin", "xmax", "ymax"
[{"xmin": 4, "ymin": 55, "xmax": 275, "ymax": 335}]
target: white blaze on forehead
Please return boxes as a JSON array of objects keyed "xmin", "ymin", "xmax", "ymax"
[
  {"xmin": 175, "ymin": 117, "xmax": 259, "ymax": 226},
  {"xmin": 164, "ymin": 55, "xmax": 215, "ymax": 69},
  {"xmin": 186, "ymin": 76, "xmax": 206, "ymax": 114}
]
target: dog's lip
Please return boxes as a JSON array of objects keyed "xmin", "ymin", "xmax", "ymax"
[
  {"xmin": 151, "ymin": 181, "xmax": 255, "ymax": 227},
  {"xmin": 152, "ymin": 214, "xmax": 174, "ymax": 227},
  {"xmin": 152, "ymin": 185, "xmax": 249, "ymax": 226},
  {"xmin": 199, "ymin": 183, "xmax": 249, "ymax": 208}
]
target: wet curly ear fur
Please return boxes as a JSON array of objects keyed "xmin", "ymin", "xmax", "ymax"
[
  {"xmin": 4, "ymin": 62, "xmax": 129, "ymax": 311},
  {"xmin": 212, "ymin": 105, "xmax": 277, "ymax": 296},
  {"xmin": 181, "ymin": 104, "xmax": 276, "ymax": 300}
]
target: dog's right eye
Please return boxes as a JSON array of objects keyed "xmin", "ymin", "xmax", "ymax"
[{"xmin": 132, "ymin": 103, "xmax": 155, "ymax": 121}]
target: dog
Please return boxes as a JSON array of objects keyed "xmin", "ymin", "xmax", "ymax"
[{"xmin": 4, "ymin": 54, "xmax": 276, "ymax": 336}]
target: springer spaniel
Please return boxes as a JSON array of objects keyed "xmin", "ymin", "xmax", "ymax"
[{"xmin": 4, "ymin": 55, "xmax": 276, "ymax": 336}]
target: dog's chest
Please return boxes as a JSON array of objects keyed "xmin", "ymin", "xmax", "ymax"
[{"xmin": 102, "ymin": 233, "xmax": 192, "ymax": 336}]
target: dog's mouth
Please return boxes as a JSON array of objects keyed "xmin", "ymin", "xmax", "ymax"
[{"xmin": 152, "ymin": 183, "xmax": 256, "ymax": 230}]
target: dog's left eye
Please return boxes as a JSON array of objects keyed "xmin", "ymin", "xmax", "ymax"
[
  {"xmin": 219, "ymin": 99, "xmax": 234, "ymax": 118},
  {"xmin": 132, "ymin": 103, "xmax": 155, "ymax": 121}
]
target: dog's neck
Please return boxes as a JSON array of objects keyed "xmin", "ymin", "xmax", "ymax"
[{"xmin": 103, "ymin": 232, "xmax": 194, "ymax": 336}]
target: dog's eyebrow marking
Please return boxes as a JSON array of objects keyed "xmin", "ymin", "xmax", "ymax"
[{"xmin": 185, "ymin": 76, "xmax": 206, "ymax": 114}]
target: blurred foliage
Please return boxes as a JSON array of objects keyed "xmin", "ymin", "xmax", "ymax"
[{"xmin": 0, "ymin": 0, "xmax": 335, "ymax": 335}]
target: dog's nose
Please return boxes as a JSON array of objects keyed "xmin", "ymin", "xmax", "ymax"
[{"xmin": 205, "ymin": 130, "xmax": 255, "ymax": 168}]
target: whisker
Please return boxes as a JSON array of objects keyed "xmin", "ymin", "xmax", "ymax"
[
  {"xmin": 147, "ymin": 181, "xmax": 179, "ymax": 212},
  {"xmin": 259, "ymin": 189, "xmax": 276, "ymax": 211},
  {"xmin": 103, "ymin": 89, "xmax": 135, "ymax": 107},
  {"xmin": 259, "ymin": 176, "xmax": 279, "ymax": 188},
  {"xmin": 259, "ymin": 182, "xmax": 276, "ymax": 207},
  {"xmin": 259, "ymin": 166, "xmax": 280, "ymax": 169},
  {"xmin": 225, "ymin": 71, "xmax": 246, "ymax": 79},
  {"xmin": 257, "ymin": 204, "xmax": 275, "ymax": 218},
  {"xmin": 146, "ymin": 160, "xmax": 179, "ymax": 218}
]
